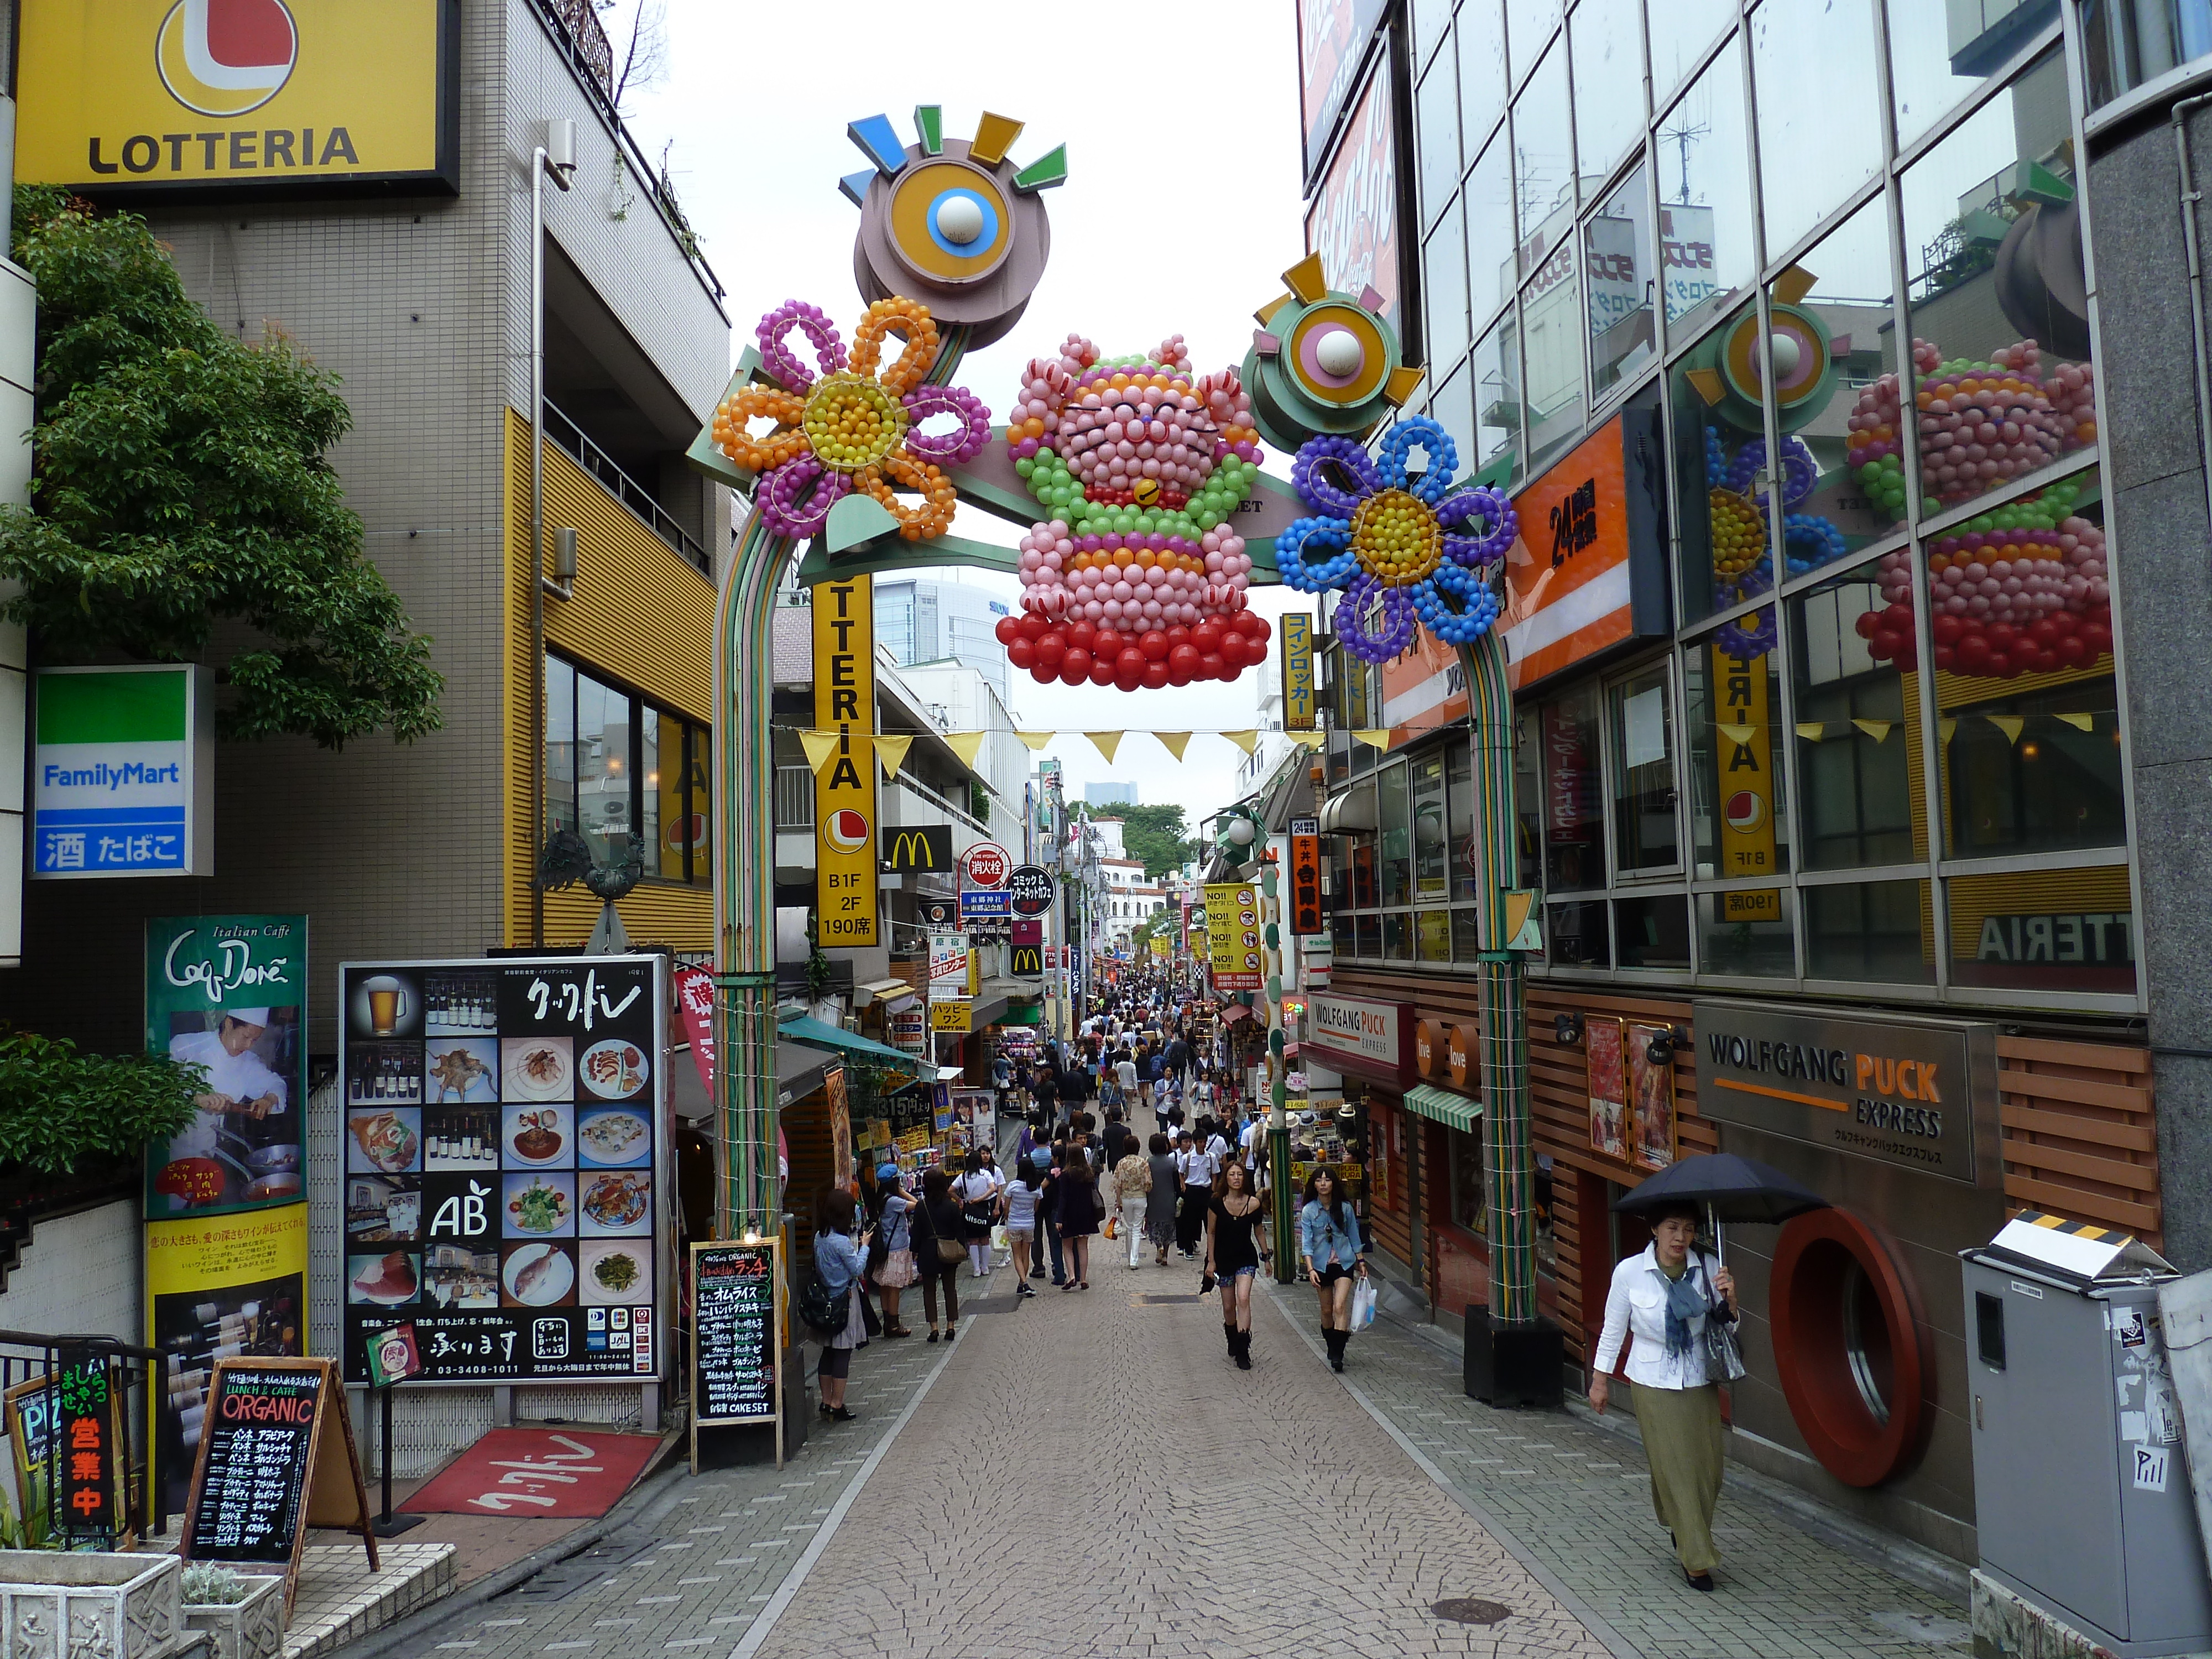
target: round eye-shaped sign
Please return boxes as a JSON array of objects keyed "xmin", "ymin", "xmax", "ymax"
[
  {"xmin": 886, "ymin": 160, "xmax": 1013, "ymax": 283},
  {"xmin": 1287, "ymin": 304, "xmax": 1390, "ymax": 406},
  {"xmin": 854, "ymin": 139, "xmax": 1053, "ymax": 349},
  {"xmin": 1719, "ymin": 302, "xmax": 1833, "ymax": 420}
]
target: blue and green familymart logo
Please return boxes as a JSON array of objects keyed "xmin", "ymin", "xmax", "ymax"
[{"xmin": 32, "ymin": 666, "xmax": 200, "ymax": 877}]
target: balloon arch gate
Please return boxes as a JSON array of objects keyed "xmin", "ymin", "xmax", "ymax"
[{"xmin": 683, "ymin": 109, "xmax": 1537, "ymax": 1322}]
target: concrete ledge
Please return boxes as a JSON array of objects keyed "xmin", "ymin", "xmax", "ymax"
[{"xmin": 283, "ymin": 1544, "xmax": 455, "ymax": 1659}]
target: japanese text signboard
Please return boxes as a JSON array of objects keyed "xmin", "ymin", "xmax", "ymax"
[
  {"xmin": 1280, "ymin": 614, "xmax": 1317, "ymax": 731},
  {"xmin": 1710, "ymin": 646, "xmax": 1781, "ymax": 921},
  {"xmin": 1204, "ymin": 882, "xmax": 1262, "ymax": 991},
  {"xmin": 1289, "ymin": 817, "xmax": 1324, "ymax": 936},
  {"xmin": 691, "ymin": 1240, "xmax": 781, "ymax": 1456},
  {"xmin": 813, "ymin": 575, "xmax": 878, "ymax": 946},
  {"xmin": 337, "ymin": 954, "xmax": 669, "ymax": 1385},
  {"xmin": 33, "ymin": 665, "xmax": 212, "ymax": 878},
  {"xmin": 52, "ymin": 1351, "xmax": 119, "ymax": 1543}
]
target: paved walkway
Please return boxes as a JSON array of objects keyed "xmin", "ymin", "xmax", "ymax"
[{"xmin": 380, "ymin": 1253, "xmax": 1974, "ymax": 1659}]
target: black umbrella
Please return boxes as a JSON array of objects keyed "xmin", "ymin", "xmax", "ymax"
[{"xmin": 1613, "ymin": 1154, "xmax": 1829, "ymax": 1261}]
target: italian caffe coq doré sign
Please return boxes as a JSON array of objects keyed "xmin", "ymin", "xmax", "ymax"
[{"xmin": 1692, "ymin": 1001, "xmax": 1997, "ymax": 1186}]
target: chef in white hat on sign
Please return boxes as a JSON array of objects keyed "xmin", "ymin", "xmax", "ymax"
[{"xmin": 167, "ymin": 1007, "xmax": 289, "ymax": 1158}]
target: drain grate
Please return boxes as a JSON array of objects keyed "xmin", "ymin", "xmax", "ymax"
[
  {"xmin": 499, "ymin": 1527, "xmax": 659, "ymax": 1603},
  {"xmin": 1432, "ymin": 1598, "xmax": 1511, "ymax": 1626}
]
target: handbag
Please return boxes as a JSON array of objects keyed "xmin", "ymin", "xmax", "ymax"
[
  {"xmin": 797, "ymin": 1271, "xmax": 847, "ymax": 1338},
  {"xmin": 1103, "ymin": 1213, "xmax": 1118, "ymax": 1240},
  {"xmin": 935, "ymin": 1236, "xmax": 966, "ymax": 1265},
  {"xmin": 1698, "ymin": 1257, "xmax": 1747, "ymax": 1381}
]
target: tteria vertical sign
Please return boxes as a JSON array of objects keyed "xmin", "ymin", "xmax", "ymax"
[{"xmin": 812, "ymin": 576, "xmax": 878, "ymax": 946}]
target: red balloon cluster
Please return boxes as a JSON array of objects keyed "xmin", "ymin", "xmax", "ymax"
[
  {"xmin": 994, "ymin": 609, "xmax": 1273, "ymax": 691},
  {"xmin": 1855, "ymin": 599, "xmax": 2112, "ymax": 679}
]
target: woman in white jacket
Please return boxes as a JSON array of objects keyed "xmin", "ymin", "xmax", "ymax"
[{"xmin": 1589, "ymin": 1201, "xmax": 1739, "ymax": 1592}]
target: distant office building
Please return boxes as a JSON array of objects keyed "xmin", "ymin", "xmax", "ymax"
[
  {"xmin": 1084, "ymin": 781, "xmax": 1138, "ymax": 808},
  {"xmin": 875, "ymin": 578, "xmax": 1013, "ymax": 701}
]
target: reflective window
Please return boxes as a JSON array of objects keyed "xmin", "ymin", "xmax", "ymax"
[
  {"xmin": 1616, "ymin": 895, "xmax": 1692, "ymax": 968},
  {"xmin": 1515, "ymin": 43, "xmax": 1577, "ymax": 279},
  {"xmin": 2083, "ymin": 0, "xmax": 2212, "ymax": 107},
  {"xmin": 1413, "ymin": 751, "xmax": 1452, "ymax": 901},
  {"xmin": 1471, "ymin": 322, "xmax": 1524, "ymax": 481},
  {"xmin": 639, "ymin": 707, "xmax": 662, "ymax": 873},
  {"xmin": 1609, "ymin": 666, "xmax": 1679, "ymax": 873},
  {"xmin": 1429, "ymin": 357, "xmax": 1478, "ymax": 475},
  {"xmin": 1670, "ymin": 301, "xmax": 1770, "ymax": 627},
  {"xmin": 1657, "ymin": 36, "xmax": 1756, "ymax": 345},
  {"xmin": 1418, "ymin": 49, "xmax": 1462, "ymax": 230},
  {"xmin": 1460, "ymin": 0, "xmax": 1510, "ymax": 156},
  {"xmin": 1541, "ymin": 681, "xmax": 1605, "ymax": 890},
  {"xmin": 1453, "ymin": 906, "xmax": 1485, "ymax": 959},
  {"xmin": 1413, "ymin": 0, "xmax": 1457, "ymax": 72},
  {"xmin": 1467, "ymin": 133, "xmax": 1518, "ymax": 327},
  {"xmin": 1379, "ymin": 761, "xmax": 1413, "ymax": 905},
  {"xmin": 1685, "ymin": 640, "xmax": 1792, "ymax": 879},
  {"xmin": 1518, "ymin": 235, "xmax": 1587, "ymax": 467},
  {"xmin": 575, "ymin": 670, "xmax": 633, "ymax": 867},
  {"xmin": 1451, "ymin": 740, "xmax": 1483, "ymax": 901},
  {"xmin": 1698, "ymin": 886, "xmax": 1798, "ymax": 977},
  {"xmin": 1426, "ymin": 198, "xmax": 1471, "ymax": 373},
  {"xmin": 1651, "ymin": 0, "xmax": 1738, "ymax": 102},
  {"xmin": 1806, "ymin": 878, "xmax": 1936, "ymax": 982},
  {"xmin": 1572, "ymin": 0, "xmax": 1647, "ymax": 184},
  {"xmin": 1752, "ymin": 0, "xmax": 1884, "ymax": 259},
  {"xmin": 1789, "ymin": 557, "xmax": 1917, "ymax": 870},
  {"xmin": 1947, "ymin": 866, "xmax": 2135, "ymax": 995},
  {"xmin": 544, "ymin": 656, "xmax": 709, "ymax": 885},
  {"xmin": 1587, "ymin": 163, "xmax": 1657, "ymax": 399},
  {"xmin": 1386, "ymin": 911, "xmax": 1416, "ymax": 962},
  {"xmin": 1770, "ymin": 194, "xmax": 1899, "ymax": 559},
  {"xmin": 1897, "ymin": 48, "xmax": 2094, "ymax": 521},
  {"xmin": 1417, "ymin": 905, "xmax": 1454, "ymax": 962},
  {"xmin": 1888, "ymin": 0, "xmax": 2058, "ymax": 149},
  {"xmin": 1507, "ymin": 0, "xmax": 1564, "ymax": 85},
  {"xmin": 545, "ymin": 656, "xmax": 577, "ymax": 838},
  {"xmin": 1548, "ymin": 898, "xmax": 1611, "ymax": 965}
]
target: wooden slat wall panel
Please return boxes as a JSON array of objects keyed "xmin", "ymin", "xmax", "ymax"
[
  {"xmin": 1995, "ymin": 1035, "xmax": 2160, "ymax": 1248},
  {"xmin": 1367, "ymin": 1097, "xmax": 1415, "ymax": 1267}
]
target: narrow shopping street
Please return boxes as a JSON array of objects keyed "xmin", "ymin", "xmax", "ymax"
[{"xmin": 385, "ymin": 1256, "xmax": 1972, "ymax": 1659}]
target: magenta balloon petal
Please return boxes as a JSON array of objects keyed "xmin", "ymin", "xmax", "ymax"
[
  {"xmin": 757, "ymin": 454, "xmax": 849, "ymax": 539},
  {"xmin": 755, "ymin": 299, "xmax": 846, "ymax": 394},
  {"xmin": 900, "ymin": 384, "xmax": 993, "ymax": 465}
]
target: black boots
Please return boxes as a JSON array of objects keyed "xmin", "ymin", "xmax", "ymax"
[
  {"xmin": 1324, "ymin": 1328, "xmax": 1347, "ymax": 1371},
  {"xmin": 1232, "ymin": 1329, "xmax": 1253, "ymax": 1369},
  {"xmin": 1224, "ymin": 1323, "xmax": 1238, "ymax": 1360}
]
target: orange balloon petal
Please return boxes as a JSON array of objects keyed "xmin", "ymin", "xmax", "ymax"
[
  {"xmin": 849, "ymin": 298, "xmax": 941, "ymax": 396},
  {"xmin": 862, "ymin": 448, "xmax": 956, "ymax": 541},
  {"xmin": 714, "ymin": 385, "xmax": 808, "ymax": 471}
]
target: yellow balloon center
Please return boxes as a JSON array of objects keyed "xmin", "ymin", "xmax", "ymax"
[
  {"xmin": 802, "ymin": 373, "xmax": 907, "ymax": 474},
  {"xmin": 1351, "ymin": 487, "xmax": 1442, "ymax": 586}
]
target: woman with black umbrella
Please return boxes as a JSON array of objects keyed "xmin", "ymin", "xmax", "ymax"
[{"xmin": 1589, "ymin": 1201, "xmax": 1739, "ymax": 1592}]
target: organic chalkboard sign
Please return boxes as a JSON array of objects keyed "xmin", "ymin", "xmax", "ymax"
[
  {"xmin": 690, "ymin": 1240, "xmax": 782, "ymax": 1471},
  {"xmin": 180, "ymin": 1359, "xmax": 377, "ymax": 1614}
]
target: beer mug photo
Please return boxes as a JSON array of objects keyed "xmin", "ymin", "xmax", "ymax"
[{"xmin": 349, "ymin": 969, "xmax": 423, "ymax": 1039}]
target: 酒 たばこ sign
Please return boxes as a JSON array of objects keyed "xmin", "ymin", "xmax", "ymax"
[{"xmin": 33, "ymin": 665, "xmax": 212, "ymax": 878}]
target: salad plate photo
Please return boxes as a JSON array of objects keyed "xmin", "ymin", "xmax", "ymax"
[{"xmin": 502, "ymin": 1170, "xmax": 576, "ymax": 1237}]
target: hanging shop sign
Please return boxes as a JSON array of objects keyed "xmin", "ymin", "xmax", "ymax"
[
  {"xmin": 672, "ymin": 966, "xmax": 716, "ymax": 1098},
  {"xmin": 889, "ymin": 1005, "xmax": 927, "ymax": 1056},
  {"xmin": 32, "ymin": 665, "xmax": 213, "ymax": 878},
  {"xmin": 337, "ymin": 954, "xmax": 670, "ymax": 1385},
  {"xmin": 930, "ymin": 1000, "xmax": 973, "ymax": 1034},
  {"xmin": 1203, "ymin": 881, "xmax": 1262, "ymax": 991},
  {"xmin": 1288, "ymin": 817, "xmax": 1323, "ymax": 935},
  {"xmin": 15, "ymin": 0, "xmax": 459, "ymax": 199},
  {"xmin": 1007, "ymin": 864, "xmax": 1055, "ymax": 916},
  {"xmin": 919, "ymin": 897, "xmax": 959, "ymax": 929},
  {"xmin": 1496, "ymin": 398, "xmax": 1669, "ymax": 691},
  {"xmin": 1692, "ymin": 1000, "xmax": 1999, "ymax": 1186},
  {"xmin": 962, "ymin": 841, "xmax": 1010, "ymax": 888},
  {"xmin": 1302, "ymin": 59, "xmax": 1399, "ymax": 322},
  {"xmin": 1281, "ymin": 613, "xmax": 1317, "ymax": 731},
  {"xmin": 1305, "ymin": 993, "xmax": 1416, "ymax": 1087},
  {"xmin": 813, "ymin": 575, "xmax": 878, "ymax": 946},
  {"xmin": 1710, "ymin": 646, "xmax": 1781, "ymax": 919},
  {"xmin": 1297, "ymin": 0, "xmax": 1390, "ymax": 185},
  {"xmin": 959, "ymin": 888, "xmax": 1011, "ymax": 921},
  {"xmin": 879, "ymin": 823, "xmax": 952, "ymax": 875}
]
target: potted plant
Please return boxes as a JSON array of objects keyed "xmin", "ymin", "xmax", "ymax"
[
  {"xmin": 180, "ymin": 1564, "xmax": 284, "ymax": 1659},
  {"xmin": 0, "ymin": 1550, "xmax": 180, "ymax": 1659}
]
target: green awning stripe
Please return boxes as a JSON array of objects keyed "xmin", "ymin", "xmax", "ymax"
[{"xmin": 1402, "ymin": 1082, "xmax": 1482, "ymax": 1134}]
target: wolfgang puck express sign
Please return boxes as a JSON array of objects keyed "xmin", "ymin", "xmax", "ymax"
[{"xmin": 17, "ymin": 0, "xmax": 457, "ymax": 195}]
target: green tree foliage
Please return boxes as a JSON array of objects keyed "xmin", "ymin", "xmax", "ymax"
[
  {"xmin": 0, "ymin": 186, "xmax": 443, "ymax": 748},
  {"xmin": 0, "ymin": 1031, "xmax": 199, "ymax": 1175},
  {"xmin": 1104, "ymin": 803, "xmax": 1197, "ymax": 879}
]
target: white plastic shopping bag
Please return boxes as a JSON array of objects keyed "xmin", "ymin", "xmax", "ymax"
[{"xmin": 1349, "ymin": 1277, "xmax": 1378, "ymax": 1333}]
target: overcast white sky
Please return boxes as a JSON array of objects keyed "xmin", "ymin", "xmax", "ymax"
[{"xmin": 614, "ymin": 1, "xmax": 1311, "ymax": 825}]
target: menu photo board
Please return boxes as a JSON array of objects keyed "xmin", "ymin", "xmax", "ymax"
[
  {"xmin": 690, "ymin": 1240, "xmax": 782, "ymax": 1472},
  {"xmin": 337, "ymin": 954, "xmax": 669, "ymax": 1387}
]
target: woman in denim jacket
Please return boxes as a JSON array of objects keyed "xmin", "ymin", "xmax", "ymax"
[{"xmin": 1297, "ymin": 1167, "xmax": 1368, "ymax": 1373}]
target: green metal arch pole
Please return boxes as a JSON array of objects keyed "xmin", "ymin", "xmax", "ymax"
[{"xmin": 1459, "ymin": 632, "xmax": 1536, "ymax": 1326}]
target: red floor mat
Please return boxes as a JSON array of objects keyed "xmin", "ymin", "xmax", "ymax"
[{"xmin": 404, "ymin": 1427, "xmax": 662, "ymax": 1516}]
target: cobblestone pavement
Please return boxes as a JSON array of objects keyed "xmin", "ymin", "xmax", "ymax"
[{"xmin": 383, "ymin": 1251, "xmax": 1975, "ymax": 1659}]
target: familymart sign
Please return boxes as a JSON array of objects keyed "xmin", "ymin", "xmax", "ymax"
[{"xmin": 32, "ymin": 666, "xmax": 212, "ymax": 878}]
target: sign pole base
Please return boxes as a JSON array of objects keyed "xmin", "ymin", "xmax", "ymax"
[{"xmin": 373, "ymin": 1381, "xmax": 425, "ymax": 1538}]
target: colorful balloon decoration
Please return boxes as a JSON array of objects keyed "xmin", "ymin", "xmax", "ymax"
[
  {"xmin": 1275, "ymin": 418, "xmax": 1516, "ymax": 664},
  {"xmin": 1854, "ymin": 477, "xmax": 2110, "ymax": 679},
  {"xmin": 998, "ymin": 333, "xmax": 1272, "ymax": 692},
  {"xmin": 1243, "ymin": 253, "xmax": 1427, "ymax": 453},
  {"xmin": 711, "ymin": 296, "xmax": 992, "ymax": 543}
]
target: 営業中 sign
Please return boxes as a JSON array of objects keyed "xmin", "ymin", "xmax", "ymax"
[{"xmin": 33, "ymin": 665, "xmax": 212, "ymax": 878}]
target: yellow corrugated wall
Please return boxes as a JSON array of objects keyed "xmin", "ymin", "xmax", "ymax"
[{"xmin": 504, "ymin": 408, "xmax": 716, "ymax": 950}]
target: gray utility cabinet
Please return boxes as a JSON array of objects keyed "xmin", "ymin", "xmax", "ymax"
[{"xmin": 1964, "ymin": 1219, "xmax": 2211, "ymax": 1657}]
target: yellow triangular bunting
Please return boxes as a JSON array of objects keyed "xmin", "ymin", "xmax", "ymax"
[
  {"xmin": 798, "ymin": 729, "xmax": 842, "ymax": 774},
  {"xmin": 2056, "ymin": 712, "xmax": 2095, "ymax": 732},
  {"xmin": 1851, "ymin": 719, "xmax": 1892, "ymax": 743},
  {"xmin": 1353, "ymin": 728, "xmax": 1392, "ymax": 749},
  {"xmin": 1222, "ymin": 729, "xmax": 1260, "ymax": 755},
  {"xmin": 1015, "ymin": 730, "xmax": 1055, "ymax": 751},
  {"xmin": 875, "ymin": 733, "xmax": 915, "ymax": 779},
  {"xmin": 1717, "ymin": 723, "xmax": 1755, "ymax": 748},
  {"xmin": 1987, "ymin": 715, "xmax": 2025, "ymax": 745},
  {"xmin": 944, "ymin": 731, "xmax": 987, "ymax": 769},
  {"xmin": 1287, "ymin": 731, "xmax": 1328, "ymax": 749},
  {"xmin": 1155, "ymin": 733, "xmax": 1192, "ymax": 761},
  {"xmin": 1086, "ymin": 731, "xmax": 1124, "ymax": 764},
  {"xmin": 1795, "ymin": 722, "xmax": 1826, "ymax": 742}
]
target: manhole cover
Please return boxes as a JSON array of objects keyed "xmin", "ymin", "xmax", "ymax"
[{"xmin": 1432, "ymin": 1598, "xmax": 1511, "ymax": 1626}]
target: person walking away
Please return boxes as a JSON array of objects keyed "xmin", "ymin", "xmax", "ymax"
[
  {"xmin": 1166, "ymin": 1031, "xmax": 1190, "ymax": 1092},
  {"xmin": 1029, "ymin": 1140, "xmax": 1057, "ymax": 1282},
  {"xmin": 870, "ymin": 1165, "xmax": 916, "ymax": 1338},
  {"xmin": 1144, "ymin": 1131, "xmax": 1180, "ymax": 1266},
  {"xmin": 1001, "ymin": 1159, "xmax": 1041, "ymax": 1296},
  {"xmin": 1173, "ymin": 1129, "xmax": 1216, "ymax": 1258},
  {"xmin": 992, "ymin": 1050, "xmax": 1012, "ymax": 1117},
  {"xmin": 811, "ymin": 1186, "xmax": 868, "ymax": 1420},
  {"xmin": 1100, "ymin": 1103, "xmax": 1135, "ymax": 1168},
  {"xmin": 1589, "ymin": 1201, "xmax": 1739, "ymax": 1592},
  {"xmin": 1110, "ymin": 1141, "xmax": 1151, "ymax": 1270},
  {"xmin": 1206, "ymin": 1160, "xmax": 1270, "ymax": 1367},
  {"xmin": 1031, "ymin": 1062, "xmax": 1058, "ymax": 1125},
  {"xmin": 1046, "ymin": 1140, "xmax": 1099, "ymax": 1290},
  {"xmin": 1299, "ymin": 1167, "xmax": 1366, "ymax": 1373},
  {"xmin": 953, "ymin": 1150, "xmax": 999, "ymax": 1279},
  {"xmin": 910, "ymin": 1167, "xmax": 966, "ymax": 1343},
  {"xmin": 1115, "ymin": 1047, "xmax": 1141, "ymax": 1124}
]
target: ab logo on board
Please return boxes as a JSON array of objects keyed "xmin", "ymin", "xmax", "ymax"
[{"xmin": 158, "ymin": 0, "xmax": 299, "ymax": 119}]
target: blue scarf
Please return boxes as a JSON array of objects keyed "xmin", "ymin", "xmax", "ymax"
[{"xmin": 1657, "ymin": 1260, "xmax": 1708, "ymax": 1359}]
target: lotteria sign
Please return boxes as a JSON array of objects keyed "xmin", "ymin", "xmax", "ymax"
[
  {"xmin": 15, "ymin": 0, "xmax": 458, "ymax": 196},
  {"xmin": 812, "ymin": 576, "xmax": 877, "ymax": 946},
  {"xmin": 33, "ymin": 665, "xmax": 213, "ymax": 878},
  {"xmin": 1304, "ymin": 993, "xmax": 1416, "ymax": 1088}
]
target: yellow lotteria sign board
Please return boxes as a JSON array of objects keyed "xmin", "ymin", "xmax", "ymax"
[
  {"xmin": 17, "ymin": 0, "xmax": 456, "ymax": 195},
  {"xmin": 812, "ymin": 575, "xmax": 878, "ymax": 947}
]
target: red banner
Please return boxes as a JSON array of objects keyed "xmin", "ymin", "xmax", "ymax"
[{"xmin": 674, "ymin": 964, "xmax": 716, "ymax": 1098}]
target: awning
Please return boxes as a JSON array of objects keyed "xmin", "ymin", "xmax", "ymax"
[
  {"xmin": 854, "ymin": 977, "xmax": 918, "ymax": 1010},
  {"xmin": 998, "ymin": 1004, "xmax": 1044, "ymax": 1026},
  {"xmin": 774, "ymin": 1040, "xmax": 840, "ymax": 1108},
  {"xmin": 1318, "ymin": 779, "xmax": 1379, "ymax": 833},
  {"xmin": 776, "ymin": 1014, "xmax": 929, "ymax": 1075},
  {"xmin": 1402, "ymin": 1082, "xmax": 1483, "ymax": 1133},
  {"xmin": 1218, "ymin": 1003, "xmax": 1253, "ymax": 1025}
]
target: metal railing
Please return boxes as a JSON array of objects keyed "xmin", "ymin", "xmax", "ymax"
[
  {"xmin": 0, "ymin": 1330, "xmax": 168, "ymax": 1546},
  {"xmin": 543, "ymin": 401, "xmax": 711, "ymax": 578},
  {"xmin": 774, "ymin": 766, "xmax": 814, "ymax": 830}
]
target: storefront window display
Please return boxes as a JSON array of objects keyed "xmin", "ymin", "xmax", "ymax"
[
  {"xmin": 1608, "ymin": 666, "xmax": 1679, "ymax": 875},
  {"xmin": 1805, "ymin": 878, "xmax": 1935, "ymax": 984},
  {"xmin": 1789, "ymin": 558, "xmax": 1917, "ymax": 872},
  {"xmin": 1888, "ymin": 0, "xmax": 2058, "ymax": 150},
  {"xmin": 1670, "ymin": 301, "xmax": 1761, "ymax": 629},
  {"xmin": 1751, "ymin": 0, "xmax": 1884, "ymax": 259},
  {"xmin": 1571, "ymin": 0, "xmax": 1646, "ymax": 185},
  {"xmin": 1697, "ymin": 884, "xmax": 1797, "ymax": 978},
  {"xmin": 1587, "ymin": 164, "xmax": 1658, "ymax": 400},
  {"xmin": 1548, "ymin": 898, "xmax": 1610, "ymax": 968},
  {"xmin": 1458, "ymin": 0, "xmax": 1507, "ymax": 154},
  {"xmin": 1541, "ymin": 680, "xmax": 1605, "ymax": 891},
  {"xmin": 1656, "ymin": 36, "xmax": 1755, "ymax": 347}
]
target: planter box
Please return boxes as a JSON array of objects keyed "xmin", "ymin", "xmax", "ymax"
[
  {"xmin": 0, "ymin": 1550, "xmax": 181, "ymax": 1659},
  {"xmin": 184, "ymin": 1577, "xmax": 283, "ymax": 1659}
]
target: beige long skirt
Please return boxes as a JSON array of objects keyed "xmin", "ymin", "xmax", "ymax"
[{"xmin": 1630, "ymin": 1380, "xmax": 1724, "ymax": 1574}]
